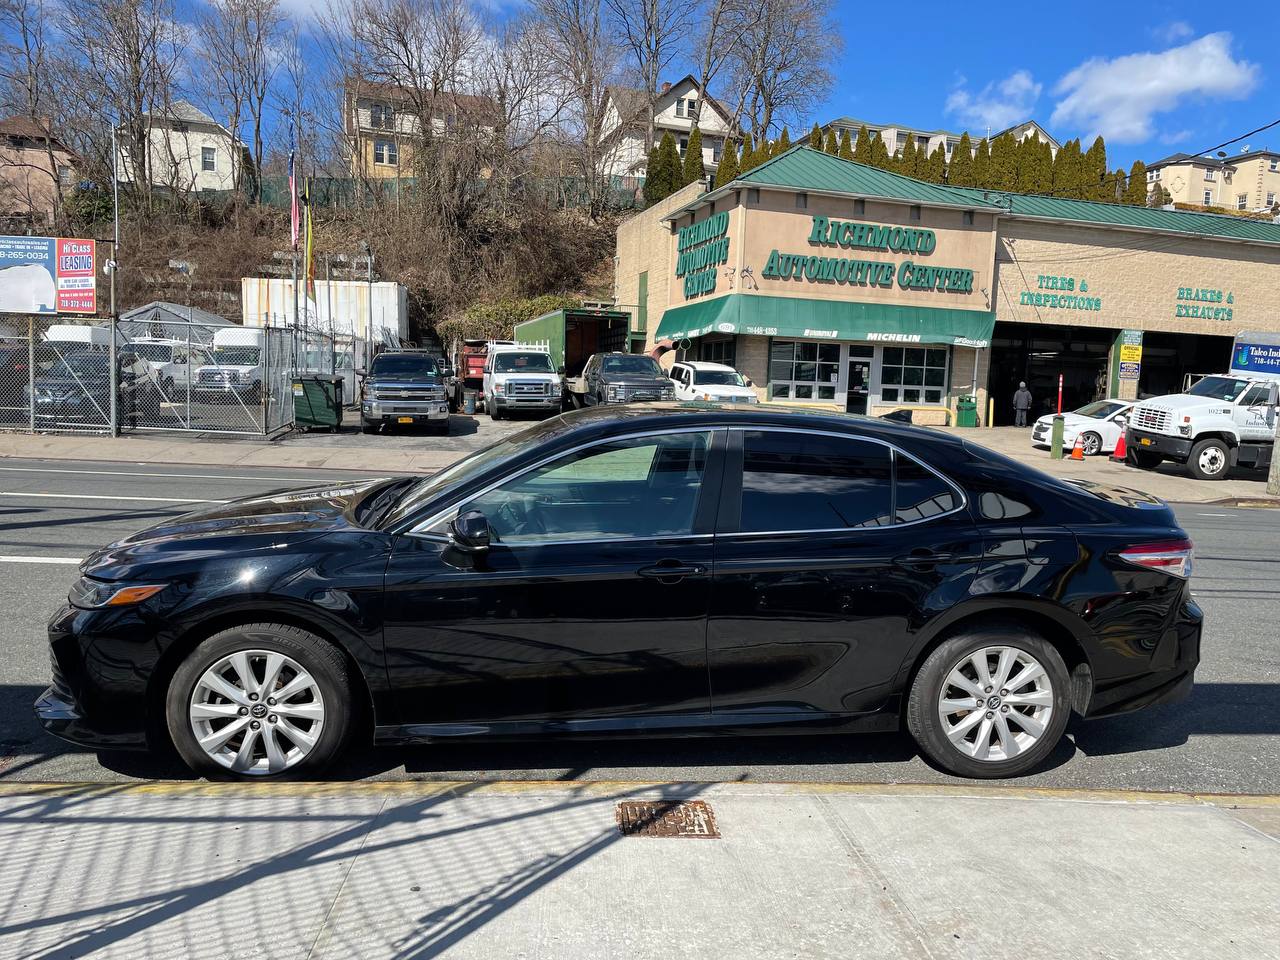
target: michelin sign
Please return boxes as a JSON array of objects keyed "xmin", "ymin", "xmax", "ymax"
[{"xmin": 0, "ymin": 236, "xmax": 96, "ymax": 315}]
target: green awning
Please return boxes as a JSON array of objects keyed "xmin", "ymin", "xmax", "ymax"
[{"xmin": 654, "ymin": 293, "xmax": 994, "ymax": 348}]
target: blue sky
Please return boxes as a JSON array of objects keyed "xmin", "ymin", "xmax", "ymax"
[{"xmin": 814, "ymin": 3, "xmax": 1273, "ymax": 167}]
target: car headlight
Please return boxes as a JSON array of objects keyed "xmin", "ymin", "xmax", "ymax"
[
  {"xmin": 69, "ymin": 577, "xmax": 166, "ymax": 609},
  {"xmin": 662, "ymin": 386, "xmax": 676, "ymax": 399},
  {"xmin": 494, "ymin": 382, "xmax": 505, "ymax": 395},
  {"xmin": 607, "ymin": 385, "xmax": 623, "ymax": 400}
]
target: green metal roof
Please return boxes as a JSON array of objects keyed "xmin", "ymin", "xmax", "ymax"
[{"xmin": 674, "ymin": 146, "xmax": 1280, "ymax": 247}]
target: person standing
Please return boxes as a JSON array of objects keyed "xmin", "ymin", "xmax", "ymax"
[{"xmin": 1013, "ymin": 381, "xmax": 1033, "ymax": 427}]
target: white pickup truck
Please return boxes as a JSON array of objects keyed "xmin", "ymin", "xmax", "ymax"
[{"xmin": 1126, "ymin": 373, "xmax": 1279, "ymax": 480}]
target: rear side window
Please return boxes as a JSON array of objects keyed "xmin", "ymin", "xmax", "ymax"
[
  {"xmin": 895, "ymin": 456, "xmax": 959, "ymax": 522},
  {"xmin": 740, "ymin": 431, "xmax": 893, "ymax": 531}
]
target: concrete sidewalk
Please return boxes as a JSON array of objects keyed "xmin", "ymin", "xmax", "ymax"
[
  {"xmin": 1, "ymin": 422, "xmax": 1277, "ymax": 505},
  {"xmin": 0, "ymin": 780, "xmax": 1275, "ymax": 959}
]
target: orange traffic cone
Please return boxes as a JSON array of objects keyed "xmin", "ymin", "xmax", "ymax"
[
  {"xmin": 1110, "ymin": 430, "xmax": 1128, "ymax": 463},
  {"xmin": 1070, "ymin": 434, "xmax": 1085, "ymax": 460}
]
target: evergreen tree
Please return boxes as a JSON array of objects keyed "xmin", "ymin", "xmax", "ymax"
[
  {"xmin": 921, "ymin": 144, "xmax": 946, "ymax": 183},
  {"xmin": 1034, "ymin": 141, "xmax": 1054, "ymax": 193},
  {"xmin": 1082, "ymin": 136, "xmax": 1109, "ymax": 200},
  {"xmin": 988, "ymin": 133, "xmax": 1018, "ymax": 191},
  {"xmin": 853, "ymin": 124, "xmax": 873, "ymax": 164},
  {"xmin": 654, "ymin": 133, "xmax": 680, "ymax": 198},
  {"xmin": 682, "ymin": 127, "xmax": 706, "ymax": 187},
  {"xmin": 642, "ymin": 145, "xmax": 668, "ymax": 206},
  {"xmin": 1108, "ymin": 167, "xmax": 1127, "ymax": 203},
  {"xmin": 824, "ymin": 128, "xmax": 839, "ymax": 154},
  {"xmin": 972, "ymin": 137, "xmax": 992, "ymax": 188},
  {"xmin": 778, "ymin": 127, "xmax": 791, "ymax": 151},
  {"xmin": 868, "ymin": 133, "xmax": 891, "ymax": 170},
  {"xmin": 808, "ymin": 123, "xmax": 823, "ymax": 149},
  {"xmin": 838, "ymin": 130, "xmax": 854, "ymax": 160},
  {"xmin": 1149, "ymin": 183, "xmax": 1172, "ymax": 207},
  {"xmin": 899, "ymin": 136, "xmax": 918, "ymax": 177},
  {"xmin": 1124, "ymin": 160, "xmax": 1148, "ymax": 205},
  {"xmin": 738, "ymin": 133, "xmax": 756, "ymax": 172},
  {"xmin": 1052, "ymin": 138, "xmax": 1083, "ymax": 198},
  {"xmin": 948, "ymin": 132, "xmax": 975, "ymax": 186}
]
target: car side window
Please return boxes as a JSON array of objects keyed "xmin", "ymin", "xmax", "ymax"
[
  {"xmin": 1240, "ymin": 385, "xmax": 1270, "ymax": 406},
  {"xmin": 462, "ymin": 431, "xmax": 712, "ymax": 544},
  {"xmin": 739, "ymin": 431, "xmax": 893, "ymax": 531},
  {"xmin": 895, "ymin": 454, "xmax": 959, "ymax": 523}
]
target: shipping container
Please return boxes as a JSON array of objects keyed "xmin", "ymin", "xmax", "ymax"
[{"xmin": 240, "ymin": 277, "xmax": 409, "ymax": 344}]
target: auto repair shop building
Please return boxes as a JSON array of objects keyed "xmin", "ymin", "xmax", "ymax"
[{"xmin": 614, "ymin": 146, "xmax": 1280, "ymax": 424}]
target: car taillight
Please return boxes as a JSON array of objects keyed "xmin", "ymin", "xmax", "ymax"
[{"xmin": 1118, "ymin": 539, "xmax": 1193, "ymax": 578}]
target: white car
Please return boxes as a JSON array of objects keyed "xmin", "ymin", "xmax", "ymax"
[
  {"xmin": 668, "ymin": 361, "xmax": 759, "ymax": 403},
  {"xmin": 1031, "ymin": 399, "xmax": 1133, "ymax": 456}
]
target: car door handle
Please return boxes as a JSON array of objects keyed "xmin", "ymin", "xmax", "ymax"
[
  {"xmin": 637, "ymin": 561, "xmax": 707, "ymax": 582},
  {"xmin": 893, "ymin": 550, "xmax": 955, "ymax": 569}
]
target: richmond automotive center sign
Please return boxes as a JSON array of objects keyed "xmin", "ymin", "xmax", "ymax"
[{"xmin": 0, "ymin": 236, "xmax": 97, "ymax": 314}]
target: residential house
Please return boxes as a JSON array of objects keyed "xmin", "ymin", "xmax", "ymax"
[
  {"xmin": 342, "ymin": 79, "xmax": 500, "ymax": 179},
  {"xmin": 0, "ymin": 115, "xmax": 76, "ymax": 227},
  {"xmin": 1147, "ymin": 149, "xmax": 1280, "ymax": 212},
  {"xmin": 117, "ymin": 100, "xmax": 243, "ymax": 193},
  {"xmin": 824, "ymin": 117, "xmax": 1060, "ymax": 162},
  {"xmin": 600, "ymin": 76, "xmax": 732, "ymax": 181}
]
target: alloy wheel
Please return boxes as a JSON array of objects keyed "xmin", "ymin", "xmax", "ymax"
[
  {"xmin": 1081, "ymin": 432, "xmax": 1101, "ymax": 456},
  {"xmin": 936, "ymin": 646, "xmax": 1054, "ymax": 762},
  {"xmin": 188, "ymin": 649, "xmax": 325, "ymax": 775}
]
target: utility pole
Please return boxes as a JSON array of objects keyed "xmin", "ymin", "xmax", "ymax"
[{"xmin": 1268, "ymin": 383, "xmax": 1280, "ymax": 495}]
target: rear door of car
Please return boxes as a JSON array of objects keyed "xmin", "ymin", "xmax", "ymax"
[{"xmin": 708, "ymin": 427, "xmax": 983, "ymax": 720}]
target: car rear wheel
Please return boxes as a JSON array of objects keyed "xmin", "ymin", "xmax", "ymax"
[
  {"xmin": 1080, "ymin": 431, "xmax": 1102, "ymax": 456},
  {"xmin": 1188, "ymin": 438, "xmax": 1230, "ymax": 480},
  {"xmin": 165, "ymin": 623, "xmax": 353, "ymax": 779},
  {"xmin": 907, "ymin": 628, "xmax": 1070, "ymax": 779}
]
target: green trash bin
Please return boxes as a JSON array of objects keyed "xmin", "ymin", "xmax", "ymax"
[
  {"xmin": 956, "ymin": 395, "xmax": 978, "ymax": 428},
  {"xmin": 292, "ymin": 375, "xmax": 344, "ymax": 433}
]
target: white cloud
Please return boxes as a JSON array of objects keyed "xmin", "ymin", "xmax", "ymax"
[
  {"xmin": 945, "ymin": 70, "xmax": 1042, "ymax": 133},
  {"xmin": 1051, "ymin": 32, "xmax": 1259, "ymax": 144},
  {"xmin": 1153, "ymin": 20, "xmax": 1195, "ymax": 43},
  {"xmin": 1160, "ymin": 129, "xmax": 1194, "ymax": 145}
]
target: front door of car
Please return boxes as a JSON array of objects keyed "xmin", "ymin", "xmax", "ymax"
[
  {"xmin": 708, "ymin": 428, "xmax": 983, "ymax": 719},
  {"xmin": 383, "ymin": 429, "xmax": 722, "ymax": 726},
  {"xmin": 1235, "ymin": 383, "xmax": 1276, "ymax": 441}
]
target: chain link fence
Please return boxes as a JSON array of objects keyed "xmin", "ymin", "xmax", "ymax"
[{"xmin": 0, "ymin": 316, "xmax": 298, "ymax": 437}]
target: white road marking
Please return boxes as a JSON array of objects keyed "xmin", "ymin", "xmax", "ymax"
[
  {"xmin": 0, "ymin": 555, "xmax": 81, "ymax": 565},
  {"xmin": 0, "ymin": 466, "xmax": 366, "ymax": 483},
  {"xmin": 0, "ymin": 492, "xmax": 224, "ymax": 504},
  {"xmin": 1196, "ymin": 513, "xmax": 1230, "ymax": 518}
]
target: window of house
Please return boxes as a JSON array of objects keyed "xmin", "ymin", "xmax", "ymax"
[
  {"xmin": 711, "ymin": 139, "xmax": 721, "ymax": 162},
  {"xmin": 879, "ymin": 347, "xmax": 948, "ymax": 405},
  {"xmin": 1224, "ymin": 171, "xmax": 1232, "ymax": 183},
  {"xmin": 1204, "ymin": 169, "xmax": 1215, "ymax": 180},
  {"xmin": 962, "ymin": 210, "xmax": 974, "ymax": 225},
  {"xmin": 374, "ymin": 140, "xmax": 398, "ymax": 165},
  {"xmin": 768, "ymin": 340, "xmax": 840, "ymax": 401},
  {"xmin": 199, "ymin": 147, "xmax": 215, "ymax": 172},
  {"xmin": 679, "ymin": 137, "xmax": 688, "ymax": 155},
  {"xmin": 795, "ymin": 192, "xmax": 807, "ymax": 209},
  {"xmin": 698, "ymin": 336, "xmax": 736, "ymax": 367},
  {"xmin": 747, "ymin": 188, "xmax": 759, "ymax": 204},
  {"xmin": 917, "ymin": 135, "xmax": 928, "ymax": 148},
  {"xmin": 739, "ymin": 431, "xmax": 893, "ymax": 532},
  {"xmin": 1238, "ymin": 194, "xmax": 1248, "ymax": 210},
  {"xmin": 370, "ymin": 103, "xmax": 394, "ymax": 129},
  {"xmin": 1269, "ymin": 192, "xmax": 1276, "ymax": 207},
  {"xmin": 1204, "ymin": 190, "xmax": 1213, "ymax": 204},
  {"xmin": 675, "ymin": 98, "xmax": 685, "ymax": 118},
  {"xmin": 853, "ymin": 198, "xmax": 865, "ymax": 215},
  {"xmin": 909, "ymin": 205, "xmax": 921, "ymax": 221},
  {"xmin": 1270, "ymin": 160, "xmax": 1278, "ymax": 172},
  {"xmin": 57, "ymin": 165, "xmax": 72, "ymax": 186}
]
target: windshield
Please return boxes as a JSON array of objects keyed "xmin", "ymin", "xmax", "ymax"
[
  {"xmin": 602, "ymin": 355, "xmax": 661, "ymax": 375},
  {"xmin": 131, "ymin": 343, "xmax": 174, "ymax": 362},
  {"xmin": 693, "ymin": 369, "xmax": 746, "ymax": 387},
  {"xmin": 1073, "ymin": 401, "xmax": 1126, "ymax": 419},
  {"xmin": 370, "ymin": 354, "xmax": 439, "ymax": 378},
  {"xmin": 1187, "ymin": 376, "xmax": 1248, "ymax": 401},
  {"xmin": 494, "ymin": 352, "xmax": 554, "ymax": 373},
  {"xmin": 48, "ymin": 355, "xmax": 108, "ymax": 377},
  {"xmin": 212, "ymin": 347, "xmax": 260, "ymax": 365}
]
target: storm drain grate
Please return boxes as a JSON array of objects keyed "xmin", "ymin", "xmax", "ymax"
[{"xmin": 616, "ymin": 800, "xmax": 719, "ymax": 838}]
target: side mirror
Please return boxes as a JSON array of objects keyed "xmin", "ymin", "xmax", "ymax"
[
  {"xmin": 354, "ymin": 368, "xmax": 366, "ymax": 378},
  {"xmin": 1268, "ymin": 382, "xmax": 1280, "ymax": 406},
  {"xmin": 448, "ymin": 509, "xmax": 491, "ymax": 555},
  {"xmin": 1114, "ymin": 415, "xmax": 1126, "ymax": 426}
]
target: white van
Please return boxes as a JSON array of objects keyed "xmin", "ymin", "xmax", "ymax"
[
  {"xmin": 482, "ymin": 342, "xmax": 561, "ymax": 419},
  {"xmin": 195, "ymin": 327, "xmax": 265, "ymax": 401},
  {"xmin": 41, "ymin": 324, "xmax": 112, "ymax": 361},
  {"xmin": 128, "ymin": 337, "xmax": 213, "ymax": 392}
]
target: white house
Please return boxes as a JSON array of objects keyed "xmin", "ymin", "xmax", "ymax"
[
  {"xmin": 117, "ymin": 100, "xmax": 243, "ymax": 193},
  {"xmin": 601, "ymin": 76, "xmax": 733, "ymax": 181},
  {"xmin": 824, "ymin": 117, "xmax": 1061, "ymax": 162}
]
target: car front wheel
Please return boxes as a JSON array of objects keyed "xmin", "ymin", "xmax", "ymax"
[
  {"xmin": 1080, "ymin": 431, "xmax": 1102, "ymax": 456},
  {"xmin": 165, "ymin": 623, "xmax": 353, "ymax": 779},
  {"xmin": 907, "ymin": 627, "xmax": 1071, "ymax": 779},
  {"xmin": 1188, "ymin": 438, "xmax": 1230, "ymax": 480}
]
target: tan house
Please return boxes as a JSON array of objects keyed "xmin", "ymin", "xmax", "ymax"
[
  {"xmin": 616, "ymin": 146, "xmax": 1280, "ymax": 425},
  {"xmin": 824, "ymin": 117, "xmax": 1060, "ymax": 162},
  {"xmin": 600, "ymin": 76, "xmax": 733, "ymax": 181},
  {"xmin": 342, "ymin": 80, "xmax": 499, "ymax": 179},
  {"xmin": 1147, "ymin": 149, "xmax": 1280, "ymax": 212},
  {"xmin": 0, "ymin": 115, "xmax": 76, "ymax": 227}
]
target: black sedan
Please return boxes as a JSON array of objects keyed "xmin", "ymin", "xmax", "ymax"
[{"xmin": 37, "ymin": 405, "xmax": 1200, "ymax": 780}]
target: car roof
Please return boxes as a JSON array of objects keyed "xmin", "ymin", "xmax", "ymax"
[{"xmin": 678, "ymin": 361, "xmax": 735, "ymax": 371}]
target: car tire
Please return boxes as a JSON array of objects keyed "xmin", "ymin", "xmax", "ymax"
[
  {"xmin": 489, "ymin": 398, "xmax": 501, "ymax": 420},
  {"xmin": 1188, "ymin": 437, "xmax": 1230, "ymax": 481},
  {"xmin": 1080, "ymin": 431, "xmax": 1103, "ymax": 456},
  {"xmin": 1127, "ymin": 448, "xmax": 1162, "ymax": 470},
  {"xmin": 906, "ymin": 626, "xmax": 1071, "ymax": 779},
  {"xmin": 165, "ymin": 623, "xmax": 353, "ymax": 780},
  {"xmin": 361, "ymin": 419, "xmax": 377, "ymax": 435}
]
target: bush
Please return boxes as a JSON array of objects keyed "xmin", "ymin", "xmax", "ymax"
[{"xmin": 437, "ymin": 293, "xmax": 583, "ymax": 344}]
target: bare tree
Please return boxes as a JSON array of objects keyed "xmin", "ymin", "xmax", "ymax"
[
  {"xmin": 200, "ymin": 0, "xmax": 284, "ymax": 201},
  {"xmin": 721, "ymin": 0, "xmax": 838, "ymax": 141},
  {"xmin": 604, "ymin": 0, "xmax": 687, "ymax": 151},
  {"xmin": 691, "ymin": 0, "xmax": 758, "ymax": 137}
]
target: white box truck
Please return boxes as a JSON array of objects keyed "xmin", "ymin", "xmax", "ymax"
[{"xmin": 1125, "ymin": 331, "xmax": 1280, "ymax": 480}]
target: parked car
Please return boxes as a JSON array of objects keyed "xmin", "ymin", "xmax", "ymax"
[
  {"xmin": 668, "ymin": 360, "xmax": 759, "ymax": 403},
  {"xmin": 482, "ymin": 344, "xmax": 561, "ymax": 420},
  {"xmin": 1030, "ymin": 399, "xmax": 1133, "ymax": 456},
  {"xmin": 195, "ymin": 327, "xmax": 265, "ymax": 403},
  {"xmin": 37, "ymin": 405, "xmax": 1200, "ymax": 781},
  {"xmin": 26, "ymin": 351, "xmax": 147, "ymax": 424},
  {"xmin": 578, "ymin": 352, "xmax": 675, "ymax": 406},
  {"xmin": 358, "ymin": 349, "xmax": 450, "ymax": 434},
  {"xmin": 128, "ymin": 337, "xmax": 213, "ymax": 394}
]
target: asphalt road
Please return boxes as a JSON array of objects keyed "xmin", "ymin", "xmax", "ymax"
[{"xmin": 0, "ymin": 456, "xmax": 1276, "ymax": 794}]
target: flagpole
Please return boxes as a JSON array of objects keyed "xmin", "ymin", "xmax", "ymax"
[{"xmin": 289, "ymin": 119, "xmax": 299, "ymax": 369}]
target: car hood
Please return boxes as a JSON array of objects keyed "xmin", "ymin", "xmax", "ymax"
[
  {"xmin": 1033, "ymin": 412, "xmax": 1102, "ymax": 430},
  {"xmin": 689, "ymin": 384, "xmax": 755, "ymax": 399},
  {"xmin": 83, "ymin": 478, "xmax": 390, "ymax": 579},
  {"xmin": 1136, "ymin": 394, "xmax": 1221, "ymax": 412}
]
